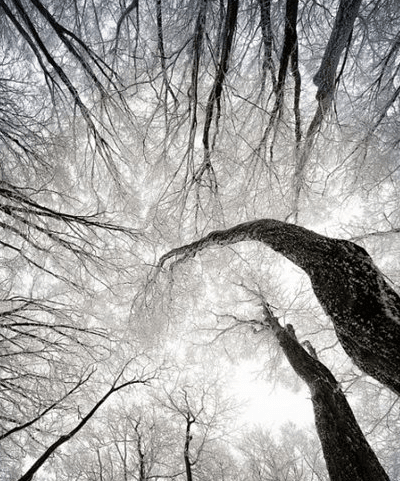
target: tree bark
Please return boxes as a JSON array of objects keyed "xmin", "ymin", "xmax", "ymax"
[
  {"xmin": 258, "ymin": 0, "xmax": 276, "ymax": 92},
  {"xmin": 313, "ymin": 0, "xmax": 362, "ymax": 108},
  {"xmin": 265, "ymin": 312, "xmax": 389, "ymax": 481},
  {"xmin": 201, "ymin": 0, "xmax": 238, "ymax": 156},
  {"xmin": 276, "ymin": 0, "xmax": 299, "ymax": 107},
  {"xmin": 158, "ymin": 218, "xmax": 400, "ymax": 395}
]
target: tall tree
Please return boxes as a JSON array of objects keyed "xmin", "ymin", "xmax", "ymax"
[
  {"xmin": 158, "ymin": 218, "xmax": 400, "ymax": 395},
  {"xmin": 258, "ymin": 302, "xmax": 389, "ymax": 481}
]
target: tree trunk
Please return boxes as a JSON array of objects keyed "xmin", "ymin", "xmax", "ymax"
[
  {"xmin": 313, "ymin": 0, "xmax": 362, "ymax": 108},
  {"xmin": 265, "ymin": 313, "xmax": 389, "ymax": 481},
  {"xmin": 292, "ymin": 0, "xmax": 362, "ymax": 220},
  {"xmin": 158, "ymin": 219, "xmax": 400, "ymax": 395},
  {"xmin": 184, "ymin": 417, "xmax": 194, "ymax": 481}
]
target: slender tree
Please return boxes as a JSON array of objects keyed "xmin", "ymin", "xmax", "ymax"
[{"xmin": 17, "ymin": 363, "xmax": 155, "ymax": 481}]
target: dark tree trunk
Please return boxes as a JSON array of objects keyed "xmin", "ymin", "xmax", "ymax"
[
  {"xmin": 136, "ymin": 431, "xmax": 146, "ymax": 481},
  {"xmin": 264, "ymin": 312, "xmax": 389, "ymax": 481},
  {"xmin": 184, "ymin": 416, "xmax": 195, "ymax": 481},
  {"xmin": 159, "ymin": 219, "xmax": 400, "ymax": 395},
  {"xmin": 313, "ymin": 0, "xmax": 362, "ymax": 108},
  {"xmin": 292, "ymin": 0, "xmax": 362, "ymax": 220}
]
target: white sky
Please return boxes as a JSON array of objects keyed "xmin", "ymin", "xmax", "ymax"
[{"xmin": 231, "ymin": 360, "xmax": 314, "ymax": 432}]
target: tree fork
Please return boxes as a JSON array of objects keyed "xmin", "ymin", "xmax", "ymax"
[{"xmin": 158, "ymin": 218, "xmax": 400, "ymax": 395}]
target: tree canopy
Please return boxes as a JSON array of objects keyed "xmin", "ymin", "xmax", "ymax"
[{"xmin": 1, "ymin": 0, "xmax": 400, "ymax": 480}]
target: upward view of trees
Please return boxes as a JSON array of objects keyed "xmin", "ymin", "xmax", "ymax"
[{"xmin": 0, "ymin": 0, "xmax": 399, "ymax": 479}]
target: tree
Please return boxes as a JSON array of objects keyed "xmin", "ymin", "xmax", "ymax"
[
  {"xmin": 17, "ymin": 361, "xmax": 156, "ymax": 481},
  {"xmin": 156, "ymin": 218, "xmax": 399, "ymax": 478},
  {"xmin": 158, "ymin": 218, "xmax": 400, "ymax": 395},
  {"xmin": 291, "ymin": 0, "xmax": 363, "ymax": 219},
  {"xmin": 257, "ymin": 302, "xmax": 389, "ymax": 481},
  {"xmin": 58, "ymin": 405, "xmax": 179, "ymax": 481},
  {"xmin": 158, "ymin": 371, "xmax": 238, "ymax": 481},
  {"xmin": 239, "ymin": 424, "xmax": 328, "ymax": 481}
]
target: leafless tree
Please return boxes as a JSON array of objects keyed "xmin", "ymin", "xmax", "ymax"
[{"xmin": 17, "ymin": 361, "xmax": 156, "ymax": 481}]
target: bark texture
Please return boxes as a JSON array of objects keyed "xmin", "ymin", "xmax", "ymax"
[
  {"xmin": 159, "ymin": 219, "xmax": 400, "ymax": 395},
  {"xmin": 267, "ymin": 315, "xmax": 389, "ymax": 481}
]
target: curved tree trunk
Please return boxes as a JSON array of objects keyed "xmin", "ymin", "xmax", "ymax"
[
  {"xmin": 264, "ymin": 310, "xmax": 389, "ymax": 481},
  {"xmin": 158, "ymin": 219, "xmax": 400, "ymax": 395}
]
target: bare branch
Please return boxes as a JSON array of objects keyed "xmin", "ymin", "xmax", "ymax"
[{"xmin": 18, "ymin": 365, "xmax": 154, "ymax": 481}]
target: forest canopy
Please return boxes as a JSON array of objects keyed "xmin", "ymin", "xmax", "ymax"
[{"xmin": 0, "ymin": 0, "xmax": 399, "ymax": 480}]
